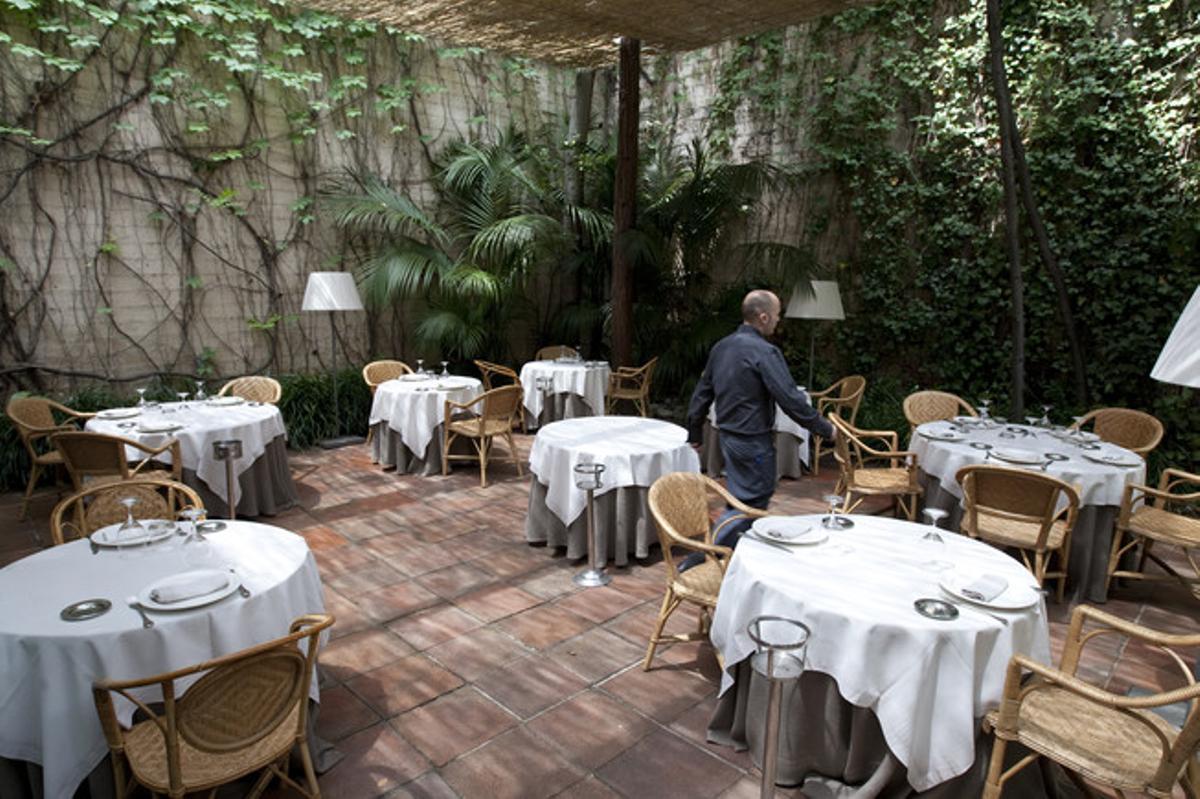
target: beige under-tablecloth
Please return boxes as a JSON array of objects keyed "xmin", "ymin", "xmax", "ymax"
[
  {"xmin": 525, "ymin": 478, "xmax": 655, "ymax": 565},
  {"xmin": 701, "ymin": 422, "xmax": 809, "ymax": 479},
  {"xmin": 183, "ymin": 434, "xmax": 297, "ymax": 517}
]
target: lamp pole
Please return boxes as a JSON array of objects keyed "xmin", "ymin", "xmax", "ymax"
[{"xmin": 302, "ymin": 272, "xmax": 365, "ymax": 449}]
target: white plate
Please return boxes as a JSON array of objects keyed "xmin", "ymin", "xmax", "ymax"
[
  {"xmin": 751, "ymin": 518, "xmax": 828, "ymax": 545},
  {"xmin": 1083, "ymin": 451, "xmax": 1142, "ymax": 467},
  {"xmin": 138, "ymin": 569, "xmax": 240, "ymax": 611},
  {"xmin": 97, "ymin": 408, "xmax": 140, "ymax": 420},
  {"xmin": 90, "ymin": 521, "xmax": 177, "ymax": 548},
  {"xmin": 919, "ymin": 428, "xmax": 965, "ymax": 442},
  {"xmin": 991, "ymin": 447, "xmax": 1042, "ymax": 465},
  {"xmin": 952, "ymin": 416, "xmax": 978, "ymax": 424},
  {"xmin": 207, "ymin": 396, "xmax": 243, "ymax": 407},
  {"xmin": 939, "ymin": 571, "xmax": 1040, "ymax": 610},
  {"xmin": 1073, "ymin": 430, "xmax": 1100, "ymax": 442},
  {"xmin": 137, "ymin": 421, "xmax": 184, "ymax": 433}
]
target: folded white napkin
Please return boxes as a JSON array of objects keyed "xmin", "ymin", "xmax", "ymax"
[
  {"xmin": 150, "ymin": 572, "xmax": 229, "ymax": 604},
  {"xmin": 961, "ymin": 574, "xmax": 1008, "ymax": 602}
]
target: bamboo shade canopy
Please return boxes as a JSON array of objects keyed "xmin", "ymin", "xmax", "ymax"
[{"xmin": 289, "ymin": 0, "xmax": 876, "ymax": 66}]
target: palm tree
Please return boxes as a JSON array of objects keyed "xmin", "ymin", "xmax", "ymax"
[{"xmin": 322, "ymin": 132, "xmax": 610, "ymax": 360}]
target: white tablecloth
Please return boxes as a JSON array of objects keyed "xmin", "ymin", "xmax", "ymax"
[
  {"xmin": 518, "ymin": 359, "xmax": 610, "ymax": 424},
  {"xmin": 910, "ymin": 422, "xmax": 1145, "ymax": 508},
  {"xmin": 87, "ymin": 401, "xmax": 288, "ymax": 510},
  {"xmin": 0, "ymin": 522, "xmax": 325, "ymax": 799},
  {"xmin": 527, "ymin": 417, "xmax": 700, "ymax": 528},
  {"xmin": 710, "ymin": 514, "xmax": 1051, "ymax": 792},
  {"xmin": 368, "ymin": 375, "xmax": 483, "ymax": 458}
]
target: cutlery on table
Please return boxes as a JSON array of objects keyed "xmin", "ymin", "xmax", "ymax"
[
  {"xmin": 943, "ymin": 597, "xmax": 1008, "ymax": 626},
  {"xmin": 743, "ymin": 532, "xmax": 792, "ymax": 553},
  {"xmin": 126, "ymin": 596, "xmax": 154, "ymax": 629}
]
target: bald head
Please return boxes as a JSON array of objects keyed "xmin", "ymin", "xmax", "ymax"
[{"xmin": 742, "ymin": 290, "xmax": 781, "ymax": 335}]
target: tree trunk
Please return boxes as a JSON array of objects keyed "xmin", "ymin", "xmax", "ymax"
[
  {"xmin": 563, "ymin": 70, "xmax": 594, "ymax": 314},
  {"xmin": 986, "ymin": 0, "xmax": 1025, "ymax": 418},
  {"xmin": 1007, "ymin": 117, "xmax": 1090, "ymax": 406},
  {"xmin": 611, "ymin": 37, "xmax": 640, "ymax": 368}
]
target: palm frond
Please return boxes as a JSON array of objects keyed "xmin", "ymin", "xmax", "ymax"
[
  {"xmin": 443, "ymin": 263, "xmax": 503, "ymax": 300},
  {"xmin": 321, "ymin": 178, "xmax": 447, "ymax": 246},
  {"xmin": 358, "ymin": 241, "xmax": 454, "ymax": 305},
  {"xmin": 414, "ymin": 308, "xmax": 488, "ymax": 359},
  {"xmin": 467, "ymin": 214, "xmax": 566, "ymax": 268}
]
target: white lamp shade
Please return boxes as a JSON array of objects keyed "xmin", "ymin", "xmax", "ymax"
[
  {"xmin": 301, "ymin": 272, "xmax": 364, "ymax": 312},
  {"xmin": 785, "ymin": 280, "xmax": 845, "ymax": 320},
  {"xmin": 1150, "ymin": 284, "xmax": 1200, "ymax": 388}
]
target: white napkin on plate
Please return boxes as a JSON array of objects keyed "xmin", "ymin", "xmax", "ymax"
[
  {"xmin": 961, "ymin": 574, "xmax": 1008, "ymax": 602},
  {"xmin": 150, "ymin": 572, "xmax": 229, "ymax": 604}
]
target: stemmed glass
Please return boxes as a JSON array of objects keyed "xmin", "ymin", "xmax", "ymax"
[
  {"xmin": 978, "ymin": 398, "xmax": 992, "ymax": 421},
  {"xmin": 115, "ymin": 496, "xmax": 147, "ymax": 559},
  {"xmin": 136, "ymin": 387, "xmax": 147, "ymax": 407},
  {"xmin": 176, "ymin": 391, "xmax": 189, "ymax": 409},
  {"xmin": 194, "ymin": 380, "xmax": 207, "ymax": 401},
  {"xmin": 440, "ymin": 361, "xmax": 449, "ymax": 377},
  {"xmin": 575, "ymin": 343, "xmax": 584, "ymax": 362},
  {"xmin": 920, "ymin": 507, "xmax": 951, "ymax": 571},
  {"xmin": 416, "ymin": 359, "xmax": 425, "ymax": 375},
  {"xmin": 821, "ymin": 493, "xmax": 854, "ymax": 553}
]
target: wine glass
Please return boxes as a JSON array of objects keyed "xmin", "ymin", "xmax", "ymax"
[
  {"xmin": 1040, "ymin": 404, "xmax": 1053, "ymax": 427},
  {"xmin": 416, "ymin": 359, "xmax": 425, "ymax": 375},
  {"xmin": 176, "ymin": 391, "xmax": 189, "ymax": 409},
  {"xmin": 575, "ymin": 344, "xmax": 584, "ymax": 362},
  {"xmin": 440, "ymin": 361, "xmax": 449, "ymax": 377},
  {"xmin": 115, "ymin": 496, "xmax": 146, "ymax": 559},
  {"xmin": 821, "ymin": 493, "xmax": 842, "ymax": 530},
  {"xmin": 136, "ymin": 387, "xmax": 147, "ymax": 407},
  {"xmin": 194, "ymin": 380, "xmax": 206, "ymax": 401},
  {"xmin": 179, "ymin": 507, "xmax": 205, "ymax": 541},
  {"xmin": 978, "ymin": 398, "xmax": 992, "ymax": 421},
  {"xmin": 920, "ymin": 507, "xmax": 951, "ymax": 571}
]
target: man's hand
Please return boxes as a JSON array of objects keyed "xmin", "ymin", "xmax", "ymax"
[{"xmin": 689, "ymin": 442, "xmax": 702, "ymax": 452}]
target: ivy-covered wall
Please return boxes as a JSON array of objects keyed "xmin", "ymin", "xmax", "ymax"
[{"xmin": 0, "ymin": 0, "xmax": 579, "ymax": 391}]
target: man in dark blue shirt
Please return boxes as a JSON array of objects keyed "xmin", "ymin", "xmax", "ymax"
[{"xmin": 687, "ymin": 289, "xmax": 835, "ymax": 519}]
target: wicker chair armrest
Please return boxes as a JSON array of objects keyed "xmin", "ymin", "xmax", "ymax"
[
  {"xmin": 671, "ymin": 536, "xmax": 733, "ymax": 561},
  {"xmin": 1124, "ymin": 482, "xmax": 1200, "ymax": 508},
  {"xmin": 1013, "ymin": 654, "xmax": 1200, "ymax": 709},
  {"xmin": 29, "ymin": 422, "xmax": 79, "ymax": 436},
  {"xmin": 444, "ymin": 395, "xmax": 484, "ymax": 414},
  {"xmin": 45, "ymin": 399, "xmax": 95, "ymax": 420},
  {"xmin": 712, "ymin": 511, "xmax": 762, "ymax": 541},
  {"xmin": 807, "ymin": 386, "xmax": 834, "ymax": 400},
  {"xmin": 1071, "ymin": 605, "xmax": 1200, "ymax": 650},
  {"xmin": 1162, "ymin": 467, "xmax": 1200, "ymax": 487}
]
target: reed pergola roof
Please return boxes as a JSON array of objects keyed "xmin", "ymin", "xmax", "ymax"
[{"xmin": 294, "ymin": 0, "xmax": 874, "ymax": 66}]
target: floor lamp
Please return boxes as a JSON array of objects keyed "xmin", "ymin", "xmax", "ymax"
[
  {"xmin": 785, "ymin": 280, "xmax": 845, "ymax": 388},
  {"xmin": 1150, "ymin": 283, "xmax": 1200, "ymax": 388},
  {"xmin": 302, "ymin": 271, "xmax": 365, "ymax": 449}
]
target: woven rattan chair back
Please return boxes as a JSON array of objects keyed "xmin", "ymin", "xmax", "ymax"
[
  {"xmin": 473, "ymin": 359, "xmax": 520, "ymax": 391},
  {"xmin": 362, "ymin": 360, "xmax": 413, "ymax": 394},
  {"xmin": 7, "ymin": 395, "xmax": 93, "ymax": 521},
  {"xmin": 818, "ymin": 375, "xmax": 866, "ymax": 422},
  {"xmin": 50, "ymin": 477, "xmax": 204, "ymax": 546},
  {"xmin": 903, "ymin": 390, "xmax": 977, "ymax": 432},
  {"xmin": 644, "ymin": 472, "xmax": 766, "ymax": 670},
  {"xmin": 957, "ymin": 464, "xmax": 1079, "ymax": 599},
  {"xmin": 93, "ymin": 614, "xmax": 332, "ymax": 799},
  {"xmin": 983, "ymin": 604, "xmax": 1200, "ymax": 799},
  {"xmin": 1072, "ymin": 407, "xmax": 1164, "ymax": 456},
  {"xmin": 535, "ymin": 345, "xmax": 578, "ymax": 361},
  {"xmin": 218, "ymin": 376, "xmax": 282, "ymax": 404},
  {"xmin": 51, "ymin": 430, "xmax": 182, "ymax": 490}
]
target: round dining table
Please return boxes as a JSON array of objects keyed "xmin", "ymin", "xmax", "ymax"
[
  {"xmin": 524, "ymin": 416, "xmax": 700, "ymax": 564},
  {"xmin": 910, "ymin": 419, "xmax": 1146, "ymax": 601},
  {"xmin": 87, "ymin": 398, "xmax": 297, "ymax": 517},
  {"xmin": 708, "ymin": 513, "xmax": 1051, "ymax": 796},
  {"xmin": 518, "ymin": 358, "xmax": 610, "ymax": 429},
  {"xmin": 369, "ymin": 374, "xmax": 483, "ymax": 475},
  {"xmin": 0, "ymin": 522, "xmax": 325, "ymax": 799}
]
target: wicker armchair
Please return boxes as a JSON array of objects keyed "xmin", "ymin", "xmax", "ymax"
[
  {"xmin": 535, "ymin": 345, "xmax": 578, "ymax": 361},
  {"xmin": 808, "ymin": 375, "xmax": 866, "ymax": 475},
  {"xmin": 1106, "ymin": 467, "xmax": 1200, "ymax": 597},
  {"xmin": 218, "ymin": 376, "xmax": 282, "ymax": 404},
  {"xmin": 93, "ymin": 613, "xmax": 333, "ymax": 799},
  {"xmin": 362, "ymin": 359, "xmax": 413, "ymax": 394},
  {"xmin": 1070, "ymin": 407, "xmax": 1164, "ymax": 457},
  {"xmin": 829, "ymin": 413, "xmax": 920, "ymax": 520},
  {"xmin": 475, "ymin": 359, "xmax": 525, "ymax": 433},
  {"xmin": 956, "ymin": 464, "xmax": 1079, "ymax": 602},
  {"xmin": 902, "ymin": 390, "xmax": 977, "ymax": 434},
  {"xmin": 644, "ymin": 472, "xmax": 767, "ymax": 670},
  {"xmin": 52, "ymin": 430, "xmax": 182, "ymax": 491},
  {"xmin": 50, "ymin": 477, "xmax": 204, "ymax": 546},
  {"xmin": 606, "ymin": 357, "xmax": 657, "ymax": 417},
  {"xmin": 983, "ymin": 604, "xmax": 1200, "ymax": 799},
  {"xmin": 442, "ymin": 385, "xmax": 524, "ymax": 487},
  {"xmin": 6, "ymin": 395, "xmax": 95, "ymax": 520}
]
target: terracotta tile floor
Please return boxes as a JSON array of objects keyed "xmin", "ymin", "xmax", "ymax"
[{"xmin": 3, "ymin": 435, "xmax": 1197, "ymax": 798}]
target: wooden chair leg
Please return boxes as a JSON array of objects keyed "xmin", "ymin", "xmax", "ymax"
[
  {"xmin": 643, "ymin": 590, "xmax": 680, "ymax": 671},
  {"xmin": 505, "ymin": 431, "xmax": 523, "ymax": 476},
  {"xmin": 20, "ymin": 461, "xmax": 43, "ymax": 521},
  {"xmin": 981, "ymin": 733, "xmax": 1008, "ymax": 799},
  {"xmin": 442, "ymin": 430, "xmax": 452, "ymax": 476},
  {"xmin": 479, "ymin": 437, "xmax": 489, "ymax": 488}
]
